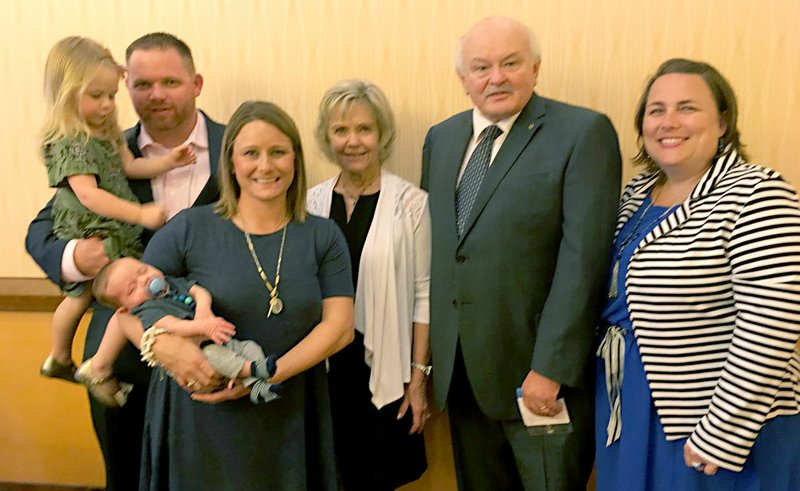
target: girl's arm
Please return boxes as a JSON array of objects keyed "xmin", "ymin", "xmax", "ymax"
[
  {"xmin": 120, "ymin": 144, "xmax": 196, "ymax": 179},
  {"xmin": 67, "ymin": 174, "xmax": 165, "ymax": 229}
]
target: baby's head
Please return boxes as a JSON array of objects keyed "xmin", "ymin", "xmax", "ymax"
[
  {"xmin": 93, "ymin": 257, "xmax": 165, "ymax": 310},
  {"xmin": 41, "ymin": 36, "xmax": 124, "ymax": 144}
]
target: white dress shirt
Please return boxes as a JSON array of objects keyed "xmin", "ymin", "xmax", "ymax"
[
  {"xmin": 457, "ymin": 108, "xmax": 522, "ymax": 183},
  {"xmin": 138, "ymin": 111, "xmax": 210, "ymax": 220}
]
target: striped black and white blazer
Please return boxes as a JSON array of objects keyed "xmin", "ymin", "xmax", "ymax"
[{"xmin": 619, "ymin": 150, "xmax": 800, "ymax": 472}]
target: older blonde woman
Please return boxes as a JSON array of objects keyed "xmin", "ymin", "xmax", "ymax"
[{"xmin": 307, "ymin": 79, "xmax": 430, "ymax": 490}]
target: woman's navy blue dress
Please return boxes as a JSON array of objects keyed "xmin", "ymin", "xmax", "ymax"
[
  {"xmin": 139, "ymin": 206, "xmax": 353, "ymax": 491},
  {"xmin": 595, "ymin": 195, "xmax": 800, "ymax": 491}
]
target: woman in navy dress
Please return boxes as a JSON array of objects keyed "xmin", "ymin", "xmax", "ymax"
[
  {"xmin": 135, "ymin": 101, "xmax": 355, "ymax": 490},
  {"xmin": 595, "ymin": 59, "xmax": 800, "ymax": 490}
]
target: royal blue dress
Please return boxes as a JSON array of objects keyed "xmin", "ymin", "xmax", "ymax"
[{"xmin": 595, "ymin": 195, "xmax": 800, "ymax": 491}]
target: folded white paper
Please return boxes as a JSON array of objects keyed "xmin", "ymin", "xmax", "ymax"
[{"xmin": 516, "ymin": 397, "xmax": 571, "ymax": 427}]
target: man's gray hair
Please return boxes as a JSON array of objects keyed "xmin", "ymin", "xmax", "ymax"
[{"xmin": 454, "ymin": 20, "xmax": 541, "ymax": 76}]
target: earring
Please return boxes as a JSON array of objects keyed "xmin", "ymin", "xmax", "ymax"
[{"xmin": 717, "ymin": 138, "xmax": 725, "ymax": 156}]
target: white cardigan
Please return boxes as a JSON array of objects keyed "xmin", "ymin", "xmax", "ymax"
[
  {"xmin": 620, "ymin": 150, "xmax": 800, "ymax": 471},
  {"xmin": 307, "ymin": 170, "xmax": 431, "ymax": 409}
]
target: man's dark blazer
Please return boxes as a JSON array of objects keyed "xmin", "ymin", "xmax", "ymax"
[
  {"xmin": 24, "ymin": 112, "xmax": 224, "ymax": 490},
  {"xmin": 421, "ymin": 94, "xmax": 621, "ymax": 420}
]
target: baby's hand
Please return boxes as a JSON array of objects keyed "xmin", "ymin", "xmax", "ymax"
[
  {"xmin": 197, "ymin": 316, "xmax": 236, "ymax": 344},
  {"xmin": 168, "ymin": 144, "xmax": 197, "ymax": 169},
  {"xmin": 139, "ymin": 203, "xmax": 167, "ymax": 229}
]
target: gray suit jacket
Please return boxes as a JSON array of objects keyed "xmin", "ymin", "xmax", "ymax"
[{"xmin": 421, "ymin": 94, "xmax": 621, "ymax": 419}]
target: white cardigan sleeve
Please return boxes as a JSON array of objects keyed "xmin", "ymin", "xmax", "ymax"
[{"xmin": 412, "ymin": 194, "xmax": 431, "ymax": 324}]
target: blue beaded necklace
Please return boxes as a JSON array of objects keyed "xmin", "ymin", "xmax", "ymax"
[
  {"xmin": 607, "ymin": 188, "xmax": 683, "ymax": 299},
  {"xmin": 148, "ymin": 277, "xmax": 196, "ymax": 311}
]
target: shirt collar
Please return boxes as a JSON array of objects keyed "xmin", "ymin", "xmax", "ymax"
[
  {"xmin": 139, "ymin": 110, "xmax": 208, "ymax": 150},
  {"xmin": 470, "ymin": 108, "xmax": 521, "ymax": 142}
]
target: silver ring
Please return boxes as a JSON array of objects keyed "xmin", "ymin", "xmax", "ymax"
[
  {"xmin": 692, "ymin": 462, "xmax": 705, "ymax": 471},
  {"xmin": 186, "ymin": 380, "xmax": 197, "ymax": 390},
  {"xmin": 424, "ymin": 411, "xmax": 432, "ymax": 418}
]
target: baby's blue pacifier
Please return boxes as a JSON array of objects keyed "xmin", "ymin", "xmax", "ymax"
[{"xmin": 148, "ymin": 277, "xmax": 167, "ymax": 298}]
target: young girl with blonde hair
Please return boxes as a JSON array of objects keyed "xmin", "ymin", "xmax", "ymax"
[{"xmin": 39, "ymin": 36, "xmax": 195, "ymax": 386}]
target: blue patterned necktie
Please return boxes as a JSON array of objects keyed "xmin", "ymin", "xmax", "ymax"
[{"xmin": 455, "ymin": 124, "xmax": 502, "ymax": 238}]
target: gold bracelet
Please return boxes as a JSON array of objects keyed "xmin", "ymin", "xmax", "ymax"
[
  {"xmin": 411, "ymin": 362, "xmax": 432, "ymax": 376},
  {"xmin": 140, "ymin": 327, "xmax": 170, "ymax": 368}
]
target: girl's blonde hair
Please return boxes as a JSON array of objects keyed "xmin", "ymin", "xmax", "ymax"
[{"xmin": 40, "ymin": 36, "xmax": 124, "ymax": 149}]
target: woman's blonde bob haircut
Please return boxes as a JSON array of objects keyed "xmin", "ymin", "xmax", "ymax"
[
  {"xmin": 40, "ymin": 36, "xmax": 124, "ymax": 149},
  {"xmin": 314, "ymin": 79, "xmax": 396, "ymax": 164},
  {"xmin": 215, "ymin": 101, "xmax": 307, "ymax": 222}
]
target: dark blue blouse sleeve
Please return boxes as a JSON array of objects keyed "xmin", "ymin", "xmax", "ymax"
[
  {"xmin": 316, "ymin": 218, "xmax": 354, "ymax": 299},
  {"xmin": 142, "ymin": 210, "xmax": 190, "ymax": 278}
]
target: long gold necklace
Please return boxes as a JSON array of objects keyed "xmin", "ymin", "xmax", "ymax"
[
  {"xmin": 240, "ymin": 217, "xmax": 288, "ymax": 318},
  {"xmin": 608, "ymin": 186, "xmax": 684, "ymax": 299}
]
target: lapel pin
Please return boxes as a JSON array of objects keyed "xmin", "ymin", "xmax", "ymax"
[{"xmin": 528, "ymin": 124, "xmax": 535, "ymax": 130}]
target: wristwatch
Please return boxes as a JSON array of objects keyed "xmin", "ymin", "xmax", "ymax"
[{"xmin": 411, "ymin": 362, "xmax": 432, "ymax": 376}]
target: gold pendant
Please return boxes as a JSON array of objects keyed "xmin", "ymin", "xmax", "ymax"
[
  {"xmin": 608, "ymin": 260, "xmax": 619, "ymax": 299},
  {"xmin": 271, "ymin": 296, "xmax": 283, "ymax": 315},
  {"xmin": 267, "ymin": 296, "xmax": 283, "ymax": 318}
]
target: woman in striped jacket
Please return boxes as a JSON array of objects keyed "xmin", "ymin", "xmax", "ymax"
[{"xmin": 596, "ymin": 58, "xmax": 800, "ymax": 490}]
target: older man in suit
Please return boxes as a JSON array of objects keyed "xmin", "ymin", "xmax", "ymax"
[
  {"xmin": 26, "ymin": 33, "xmax": 224, "ymax": 491},
  {"xmin": 421, "ymin": 16, "xmax": 621, "ymax": 490}
]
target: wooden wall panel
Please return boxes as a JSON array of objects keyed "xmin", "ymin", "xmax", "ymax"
[
  {"xmin": 0, "ymin": 313, "xmax": 103, "ymax": 486},
  {"xmin": 0, "ymin": 1, "xmax": 797, "ymax": 486},
  {"xmin": 2, "ymin": 0, "xmax": 798, "ymax": 277}
]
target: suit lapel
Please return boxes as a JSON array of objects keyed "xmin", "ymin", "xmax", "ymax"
[
  {"xmin": 458, "ymin": 96, "xmax": 545, "ymax": 244},
  {"xmin": 615, "ymin": 174, "xmax": 686, "ymax": 255},
  {"xmin": 632, "ymin": 151, "xmax": 741, "ymax": 253},
  {"xmin": 206, "ymin": 114, "xmax": 223, "ymax": 176},
  {"xmin": 442, "ymin": 115, "xmax": 474, "ymax": 238},
  {"xmin": 192, "ymin": 114, "xmax": 224, "ymax": 206}
]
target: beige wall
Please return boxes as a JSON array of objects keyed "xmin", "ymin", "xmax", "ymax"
[
  {"xmin": 2, "ymin": 0, "xmax": 799, "ymax": 277},
  {"xmin": 1, "ymin": 0, "xmax": 797, "ymax": 487}
]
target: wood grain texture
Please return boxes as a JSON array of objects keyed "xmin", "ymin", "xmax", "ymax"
[
  {"xmin": 2, "ymin": 0, "xmax": 798, "ymax": 277},
  {"xmin": 2, "ymin": 3, "xmax": 795, "ymax": 484},
  {"xmin": 4, "ymin": 3, "xmax": 795, "ymax": 479},
  {"xmin": 0, "ymin": 313, "xmax": 102, "ymax": 486}
]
